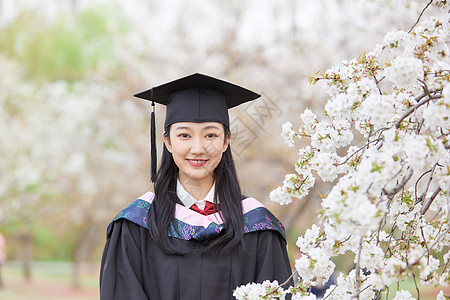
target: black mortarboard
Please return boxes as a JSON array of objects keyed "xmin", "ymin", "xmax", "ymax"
[{"xmin": 134, "ymin": 73, "xmax": 261, "ymax": 182}]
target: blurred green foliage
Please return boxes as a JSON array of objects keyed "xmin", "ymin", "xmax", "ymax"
[
  {"xmin": 33, "ymin": 226, "xmax": 75, "ymax": 261},
  {"xmin": 0, "ymin": 220, "xmax": 75, "ymax": 261},
  {"xmin": 0, "ymin": 4, "xmax": 129, "ymax": 82}
]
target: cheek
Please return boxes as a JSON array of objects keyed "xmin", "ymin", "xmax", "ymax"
[
  {"xmin": 206, "ymin": 140, "xmax": 226, "ymax": 159},
  {"xmin": 170, "ymin": 139, "xmax": 187, "ymax": 153}
]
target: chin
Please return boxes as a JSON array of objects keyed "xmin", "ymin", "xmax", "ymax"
[{"xmin": 181, "ymin": 169, "xmax": 214, "ymax": 181}]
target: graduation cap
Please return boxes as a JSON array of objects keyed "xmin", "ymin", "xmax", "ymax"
[{"xmin": 134, "ymin": 73, "xmax": 261, "ymax": 182}]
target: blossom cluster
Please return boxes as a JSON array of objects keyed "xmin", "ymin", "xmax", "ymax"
[
  {"xmin": 234, "ymin": 280, "xmax": 319, "ymax": 300},
  {"xmin": 262, "ymin": 4, "xmax": 450, "ymax": 300},
  {"xmin": 233, "ymin": 280, "xmax": 285, "ymax": 300}
]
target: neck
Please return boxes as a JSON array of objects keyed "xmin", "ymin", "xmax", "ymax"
[{"xmin": 178, "ymin": 174, "xmax": 214, "ymax": 201}]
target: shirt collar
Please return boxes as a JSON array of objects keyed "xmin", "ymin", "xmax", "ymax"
[{"xmin": 176, "ymin": 179, "xmax": 216, "ymax": 210}]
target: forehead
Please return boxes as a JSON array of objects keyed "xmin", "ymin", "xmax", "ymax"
[{"xmin": 171, "ymin": 122, "xmax": 224, "ymax": 131}]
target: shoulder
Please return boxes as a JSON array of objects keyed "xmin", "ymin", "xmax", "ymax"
[
  {"xmin": 105, "ymin": 193, "xmax": 287, "ymax": 242},
  {"xmin": 106, "ymin": 192, "xmax": 155, "ymax": 237},
  {"xmin": 241, "ymin": 196, "xmax": 287, "ymax": 241}
]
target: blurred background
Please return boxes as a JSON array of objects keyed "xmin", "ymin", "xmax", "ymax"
[{"xmin": 0, "ymin": 0, "xmax": 444, "ymax": 299}]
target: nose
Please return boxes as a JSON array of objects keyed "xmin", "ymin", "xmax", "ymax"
[{"xmin": 190, "ymin": 136, "xmax": 206, "ymax": 155}]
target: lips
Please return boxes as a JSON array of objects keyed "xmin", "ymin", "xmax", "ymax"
[{"xmin": 187, "ymin": 159, "xmax": 208, "ymax": 167}]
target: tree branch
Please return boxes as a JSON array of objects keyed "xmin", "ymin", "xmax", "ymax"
[
  {"xmin": 421, "ymin": 186, "xmax": 442, "ymax": 215},
  {"xmin": 336, "ymin": 137, "xmax": 383, "ymax": 167},
  {"xmin": 322, "ymin": 285, "xmax": 338, "ymax": 300},
  {"xmin": 383, "ymin": 167, "xmax": 413, "ymax": 196},
  {"xmin": 408, "ymin": 0, "xmax": 434, "ymax": 34},
  {"xmin": 415, "ymin": 169, "xmax": 432, "ymax": 202},
  {"xmin": 384, "ymin": 224, "xmax": 397, "ymax": 258},
  {"xmin": 373, "ymin": 74, "xmax": 383, "ymax": 95},
  {"xmin": 420, "ymin": 226, "xmax": 431, "ymax": 261},
  {"xmin": 353, "ymin": 236, "xmax": 364, "ymax": 300},
  {"xmin": 280, "ymin": 270, "xmax": 298, "ymax": 287},
  {"xmin": 416, "ymin": 118, "xmax": 424, "ymax": 135},
  {"xmin": 412, "ymin": 273, "xmax": 421, "ymax": 299},
  {"xmin": 402, "ymin": 226, "xmax": 450, "ymax": 271},
  {"xmin": 417, "ymin": 163, "xmax": 438, "ymax": 204},
  {"xmin": 394, "ymin": 94, "xmax": 441, "ymax": 128},
  {"xmin": 405, "ymin": 214, "xmax": 418, "ymax": 268}
]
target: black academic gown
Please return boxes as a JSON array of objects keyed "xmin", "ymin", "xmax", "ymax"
[{"xmin": 100, "ymin": 192, "xmax": 292, "ymax": 300}]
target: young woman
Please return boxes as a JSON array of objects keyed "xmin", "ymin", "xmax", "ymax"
[{"xmin": 100, "ymin": 73, "xmax": 292, "ymax": 299}]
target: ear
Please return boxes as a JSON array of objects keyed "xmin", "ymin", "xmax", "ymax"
[
  {"xmin": 163, "ymin": 132, "xmax": 172, "ymax": 153},
  {"xmin": 222, "ymin": 132, "xmax": 231, "ymax": 152}
]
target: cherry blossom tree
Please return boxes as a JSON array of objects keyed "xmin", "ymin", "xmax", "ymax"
[{"xmin": 235, "ymin": 1, "xmax": 450, "ymax": 299}]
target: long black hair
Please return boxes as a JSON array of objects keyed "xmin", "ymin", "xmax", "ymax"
[{"xmin": 147, "ymin": 125, "xmax": 244, "ymax": 255}]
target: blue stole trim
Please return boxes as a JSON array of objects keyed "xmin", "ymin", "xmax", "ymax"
[{"xmin": 108, "ymin": 198, "xmax": 286, "ymax": 242}]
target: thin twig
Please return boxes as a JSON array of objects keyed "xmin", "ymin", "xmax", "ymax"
[
  {"xmin": 384, "ymin": 224, "xmax": 397, "ymax": 258},
  {"xmin": 403, "ymin": 226, "xmax": 450, "ymax": 271},
  {"xmin": 418, "ymin": 78, "xmax": 432, "ymax": 97},
  {"xmin": 416, "ymin": 118, "xmax": 424, "ymax": 134},
  {"xmin": 412, "ymin": 273, "xmax": 421, "ymax": 299},
  {"xmin": 442, "ymin": 254, "xmax": 450, "ymax": 275},
  {"xmin": 322, "ymin": 285, "xmax": 338, "ymax": 300},
  {"xmin": 437, "ymin": 131, "xmax": 450, "ymax": 140},
  {"xmin": 405, "ymin": 214, "xmax": 418, "ymax": 267},
  {"xmin": 417, "ymin": 163, "xmax": 438, "ymax": 204},
  {"xmin": 414, "ymin": 168, "xmax": 433, "ymax": 203},
  {"xmin": 280, "ymin": 270, "xmax": 298, "ymax": 287},
  {"xmin": 266, "ymin": 270, "xmax": 298, "ymax": 298},
  {"xmin": 420, "ymin": 226, "xmax": 431, "ymax": 261},
  {"xmin": 408, "ymin": 0, "xmax": 434, "ymax": 34},
  {"xmin": 376, "ymin": 213, "xmax": 388, "ymax": 246},
  {"xmin": 353, "ymin": 236, "xmax": 364, "ymax": 299},
  {"xmin": 373, "ymin": 74, "xmax": 383, "ymax": 95},
  {"xmin": 433, "ymin": 219, "xmax": 446, "ymax": 245},
  {"xmin": 421, "ymin": 186, "xmax": 442, "ymax": 215},
  {"xmin": 424, "ymin": 69, "xmax": 450, "ymax": 77},
  {"xmin": 354, "ymin": 284, "xmax": 373, "ymax": 298},
  {"xmin": 335, "ymin": 137, "xmax": 383, "ymax": 166},
  {"xmin": 394, "ymin": 94, "xmax": 441, "ymax": 128},
  {"xmin": 383, "ymin": 167, "xmax": 413, "ymax": 196},
  {"xmin": 374, "ymin": 290, "xmax": 382, "ymax": 300},
  {"xmin": 446, "ymin": 181, "xmax": 450, "ymax": 219}
]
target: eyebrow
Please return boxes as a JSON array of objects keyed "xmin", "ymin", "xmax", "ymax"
[
  {"xmin": 203, "ymin": 125, "xmax": 221, "ymax": 130},
  {"xmin": 173, "ymin": 125, "xmax": 222, "ymax": 131},
  {"xmin": 173, "ymin": 126, "xmax": 191, "ymax": 131}
]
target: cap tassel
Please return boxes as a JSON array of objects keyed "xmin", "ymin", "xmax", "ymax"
[{"xmin": 150, "ymin": 101, "xmax": 157, "ymax": 182}]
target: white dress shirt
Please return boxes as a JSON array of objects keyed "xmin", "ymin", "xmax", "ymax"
[{"xmin": 176, "ymin": 179, "xmax": 216, "ymax": 210}]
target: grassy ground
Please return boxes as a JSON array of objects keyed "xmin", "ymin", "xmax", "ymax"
[{"xmin": 0, "ymin": 261, "xmax": 99, "ymax": 300}]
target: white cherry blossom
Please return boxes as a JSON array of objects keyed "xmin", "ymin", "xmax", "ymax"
[{"xmin": 263, "ymin": 3, "xmax": 450, "ymax": 299}]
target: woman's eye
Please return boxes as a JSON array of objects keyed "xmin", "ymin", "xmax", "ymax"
[
  {"xmin": 205, "ymin": 133, "xmax": 219, "ymax": 138},
  {"xmin": 178, "ymin": 133, "xmax": 190, "ymax": 138}
]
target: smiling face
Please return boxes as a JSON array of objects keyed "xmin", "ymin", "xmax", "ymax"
[{"xmin": 163, "ymin": 122, "xmax": 230, "ymax": 187}]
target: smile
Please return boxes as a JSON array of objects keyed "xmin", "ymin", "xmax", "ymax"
[{"xmin": 187, "ymin": 159, "xmax": 208, "ymax": 167}]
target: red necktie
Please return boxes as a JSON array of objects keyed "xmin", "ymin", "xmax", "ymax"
[{"xmin": 190, "ymin": 202, "xmax": 218, "ymax": 216}]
